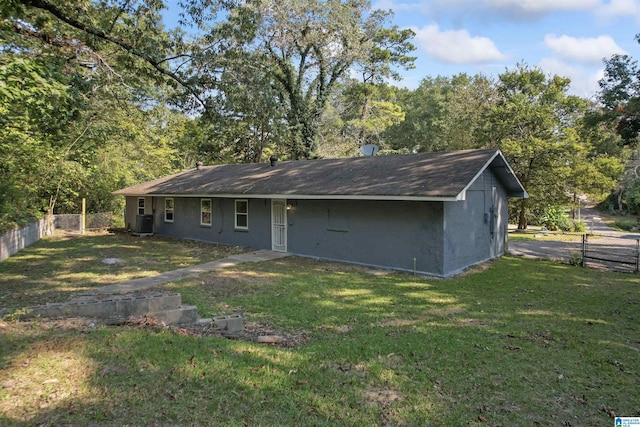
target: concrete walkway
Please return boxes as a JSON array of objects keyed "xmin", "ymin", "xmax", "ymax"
[{"xmin": 88, "ymin": 249, "xmax": 291, "ymax": 296}]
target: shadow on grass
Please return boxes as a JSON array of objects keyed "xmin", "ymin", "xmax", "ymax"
[
  {"xmin": 1, "ymin": 253, "xmax": 639, "ymax": 425},
  {"xmin": 0, "ymin": 232, "xmax": 247, "ymax": 308}
]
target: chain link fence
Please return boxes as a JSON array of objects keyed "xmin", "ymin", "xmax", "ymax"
[
  {"xmin": 508, "ymin": 233, "xmax": 640, "ymax": 273},
  {"xmin": 582, "ymin": 234, "xmax": 640, "ymax": 273},
  {"xmin": 53, "ymin": 213, "xmax": 119, "ymax": 233}
]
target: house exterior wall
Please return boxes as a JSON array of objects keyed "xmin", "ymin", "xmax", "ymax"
[
  {"xmin": 124, "ymin": 196, "xmax": 272, "ymax": 249},
  {"xmin": 286, "ymin": 199, "xmax": 446, "ymax": 276},
  {"xmin": 442, "ymin": 169, "xmax": 509, "ymax": 275},
  {"xmin": 121, "ymin": 167, "xmax": 511, "ymax": 277},
  {"xmin": 124, "ymin": 196, "xmax": 150, "ymax": 231}
]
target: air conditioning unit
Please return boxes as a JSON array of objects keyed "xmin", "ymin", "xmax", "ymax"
[{"xmin": 135, "ymin": 214, "xmax": 153, "ymax": 234}]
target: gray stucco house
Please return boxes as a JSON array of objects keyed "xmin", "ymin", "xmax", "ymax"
[{"xmin": 114, "ymin": 149, "xmax": 527, "ymax": 277}]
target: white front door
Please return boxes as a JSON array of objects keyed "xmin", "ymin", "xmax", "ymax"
[{"xmin": 271, "ymin": 199, "xmax": 287, "ymax": 252}]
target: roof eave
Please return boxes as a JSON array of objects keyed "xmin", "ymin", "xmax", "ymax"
[
  {"xmin": 113, "ymin": 192, "xmax": 462, "ymax": 202},
  {"xmin": 458, "ymin": 149, "xmax": 528, "ymax": 199}
]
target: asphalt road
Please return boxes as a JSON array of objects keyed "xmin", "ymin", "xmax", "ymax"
[{"xmin": 507, "ymin": 206, "xmax": 640, "ymax": 272}]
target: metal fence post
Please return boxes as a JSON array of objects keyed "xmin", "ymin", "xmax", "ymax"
[
  {"xmin": 581, "ymin": 234, "xmax": 587, "ymax": 267},
  {"xmin": 636, "ymin": 239, "xmax": 640, "ymax": 273}
]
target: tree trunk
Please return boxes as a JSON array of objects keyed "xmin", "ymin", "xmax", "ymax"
[
  {"xmin": 617, "ymin": 188, "xmax": 624, "ymax": 211},
  {"xmin": 357, "ymin": 84, "xmax": 373, "ymax": 147},
  {"xmin": 517, "ymin": 199, "xmax": 528, "ymax": 230}
]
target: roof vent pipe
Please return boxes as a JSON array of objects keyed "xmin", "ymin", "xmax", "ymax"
[
  {"xmin": 269, "ymin": 155, "xmax": 278, "ymax": 167},
  {"xmin": 196, "ymin": 161, "xmax": 203, "ymax": 170}
]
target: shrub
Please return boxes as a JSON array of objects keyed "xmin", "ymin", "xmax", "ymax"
[
  {"xmin": 614, "ymin": 219, "xmax": 638, "ymax": 231},
  {"xmin": 572, "ymin": 220, "xmax": 586, "ymax": 232},
  {"xmin": 543, "ymin": 207, "xmax": 569, "ymax": 231},
  {"xmin": 558, "ymin": 218, "xmax": 586, "ymax": 232},
  {"xmin": 568, "ymin": 252, "xmax": 583, "ymax": 266}
]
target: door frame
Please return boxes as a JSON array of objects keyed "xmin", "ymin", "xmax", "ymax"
[{"xmin": 271, "ymin": 199, "xmax": 288, "ymax": 252}]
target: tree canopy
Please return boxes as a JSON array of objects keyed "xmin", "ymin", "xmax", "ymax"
[{"xmin": 0, "ymin": 0, "xmax": 634, "ymax": 231}]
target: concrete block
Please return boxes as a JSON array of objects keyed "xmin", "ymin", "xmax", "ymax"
[
  {"xmin": 147, "ymin": 293, "xmax": 182, "ymax": 313},
  {"xmin": 18, "ymin": 293, "xmax": 192, "ymax": 323},
  {"xmin": 225, "ymin": 315, "xmax": 244, "ymax": 334},
  {"xmin": 213, "ymin": 316, "xmax": 228, "ymax": 330},
  {"xmin": 212, "ymin": 315, "xmax": 244, "ymax": 334},
  {"xmin": 151, "ymin": 305, "xmax": 199, "ymax": 325}
]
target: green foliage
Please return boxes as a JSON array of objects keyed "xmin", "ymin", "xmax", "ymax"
[
  {"xmin": 542, "ymin": 206, "xmax": 569, "ymax": 231},
  {"xmin": 0, "ymin": 1, "xmax": 186, "ymax": 223},
  {"xmin": 614, "ymin": 218, "xmax": 638, "ymax": 231},
  {"xmin": 624, "ymin": 178, "xmax": 640, "ymax": 215},
  {"xmin": 568, "ymin": 252, "xmax": 583, "ymax": 266},
  {"xmin": 598, "ymin": 35, "xmax": 640, "ymax": 144},
  {"xmin": 0, "ymin": 53, "xmax": 85, "ymax": 219},
  {"xmin": 385, "ymin": 73, "xmax": 495, "ymax": 153},
  {"xmin": 571, "ymin": 219, "xmax": 586, "ymax": 232},
  {"xmin": 477, "ymin": 64, "xmax": 620, "ymax": 229},
  {"xmin": 197, "ymin": 0, "xmax": 416, "ymax": 159}
]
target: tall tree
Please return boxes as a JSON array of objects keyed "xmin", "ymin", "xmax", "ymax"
[
  {"xmin": 3, "ymin": 0, "xmax": 201, "ymax": 106},
  {"xmin": 479, "ymin": 65, "xmax": 592, "ymax": 229},
  {"xmin": 0, "ymin": 0, "xmax": 187, "ymax": 225},
  {"xmin": 599, "ymin": 35, "xmax": 640, "ymax": 144},
  {"xmin": 385, "ymin": 73, "xmax": 495, "ymax": 153},
  {"xmin": 598, "ymin": 35, "xmax": 640, "ymax": 212},
  {"xmin": 0, "ymin": 52, "xmax": 85, "ymax": 223},
  {"xmin": 205, "ymin": 0, "xmax": 415, "ymax": 159}
]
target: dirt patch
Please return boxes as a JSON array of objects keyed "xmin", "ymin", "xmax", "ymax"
[
  {"xmin": 427, "ymin": 306, "xmax": 466, "ymax": 317},
  {"xmin": 457, "ymin": 261, "xmax": 493, "ymax": 276},
  {"xmin": 271, "ymin": 256, "xmax": 399, "ymax": 277},
  {"xmin": 364, "ymin": 386, "xmax": 404, "ymax": 406},
  {"xmin": 2, "ymin": 315, "xmax": 309, "ymax": 348},
  {"xmin": 376, "ymin": 319, "xmax": 417, "ymax": 327},
  {"xmin": 117, "ymin": 315, "xmax": 309, "ymax": 348}
]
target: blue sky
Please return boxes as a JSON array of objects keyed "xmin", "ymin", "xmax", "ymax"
[{"xmin": 373, "ymin": 0, "xmax": 640, "ymax": 98}]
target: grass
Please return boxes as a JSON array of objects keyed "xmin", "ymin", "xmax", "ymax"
[
  {"xmin": 508, "ymin": 231, "xmax": 586, "ymax": 242},
  {"xmin": 1, "ymin": 234, "xmax": 640, "ymax": 426},
  {"xmin": 0, "ymin": 231, "xmax": 247, "ymax": 308},
  {"xmin": 613, "ymin": 218, "xmax": 639, "ymax": 232}
]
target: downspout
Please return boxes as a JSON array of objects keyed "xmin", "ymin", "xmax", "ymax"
[{"xmin": 152, "ymin": 197, "xmax": 156, "ymax": 229}]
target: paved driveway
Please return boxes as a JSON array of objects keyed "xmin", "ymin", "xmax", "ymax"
[{"xmin": 507, "ymin": 206, "xmax": 640, "ymax": 271}]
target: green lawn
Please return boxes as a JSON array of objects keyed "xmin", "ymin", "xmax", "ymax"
[
  {"xmin": 0, "ymin": 232, "xmax": 247, "ymax": 308},
  {"xmin": 1, "ymin": 234, "xmax": 639, "ymax": 426}
]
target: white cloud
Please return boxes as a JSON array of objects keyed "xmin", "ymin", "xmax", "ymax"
[
  {"xmin": 374, "ymin": 0, "xmax": 600, "ymax": 20},
  {"xmin": 596, "ymin": 0, "xmax": 640, "ymax": 19},
  {"xmin": 413, "ymin": 24, "xmax": 507, "ymax": 64},
  {"xmin": 544, "ymin": 34, "xmax": 627, "ymax": 65},
  {"xmin": 484, "ymin": 0, "xmax": 599, "ymax": 14},
  {"xmin": 537, "ymin": 57, "xmax": 603, "ymax": 98}
]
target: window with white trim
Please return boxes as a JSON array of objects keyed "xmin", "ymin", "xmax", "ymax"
[
  {"xmin": 235, "ymin": 199, "xmax": 248, "ymax": 230},
  {"xmin": 137, "ymin": 197, "xmax": 145, "ymax": 215},
  {"xmin": 165, "ymin": 198, "xmax": 174, "ymax": 222},
  {"xmin": 201, "ymin": 199, "xmax": 212, "ymax": 226}
]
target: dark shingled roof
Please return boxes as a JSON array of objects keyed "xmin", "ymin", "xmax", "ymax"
[{"xmin": 113, "ymin": 149, "xmax": 528, "ymax": 200}]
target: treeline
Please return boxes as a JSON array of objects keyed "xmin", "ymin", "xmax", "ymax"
[{"xmin": 0, "ymin": 0, "xmax": 639, "ymax": 232}]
